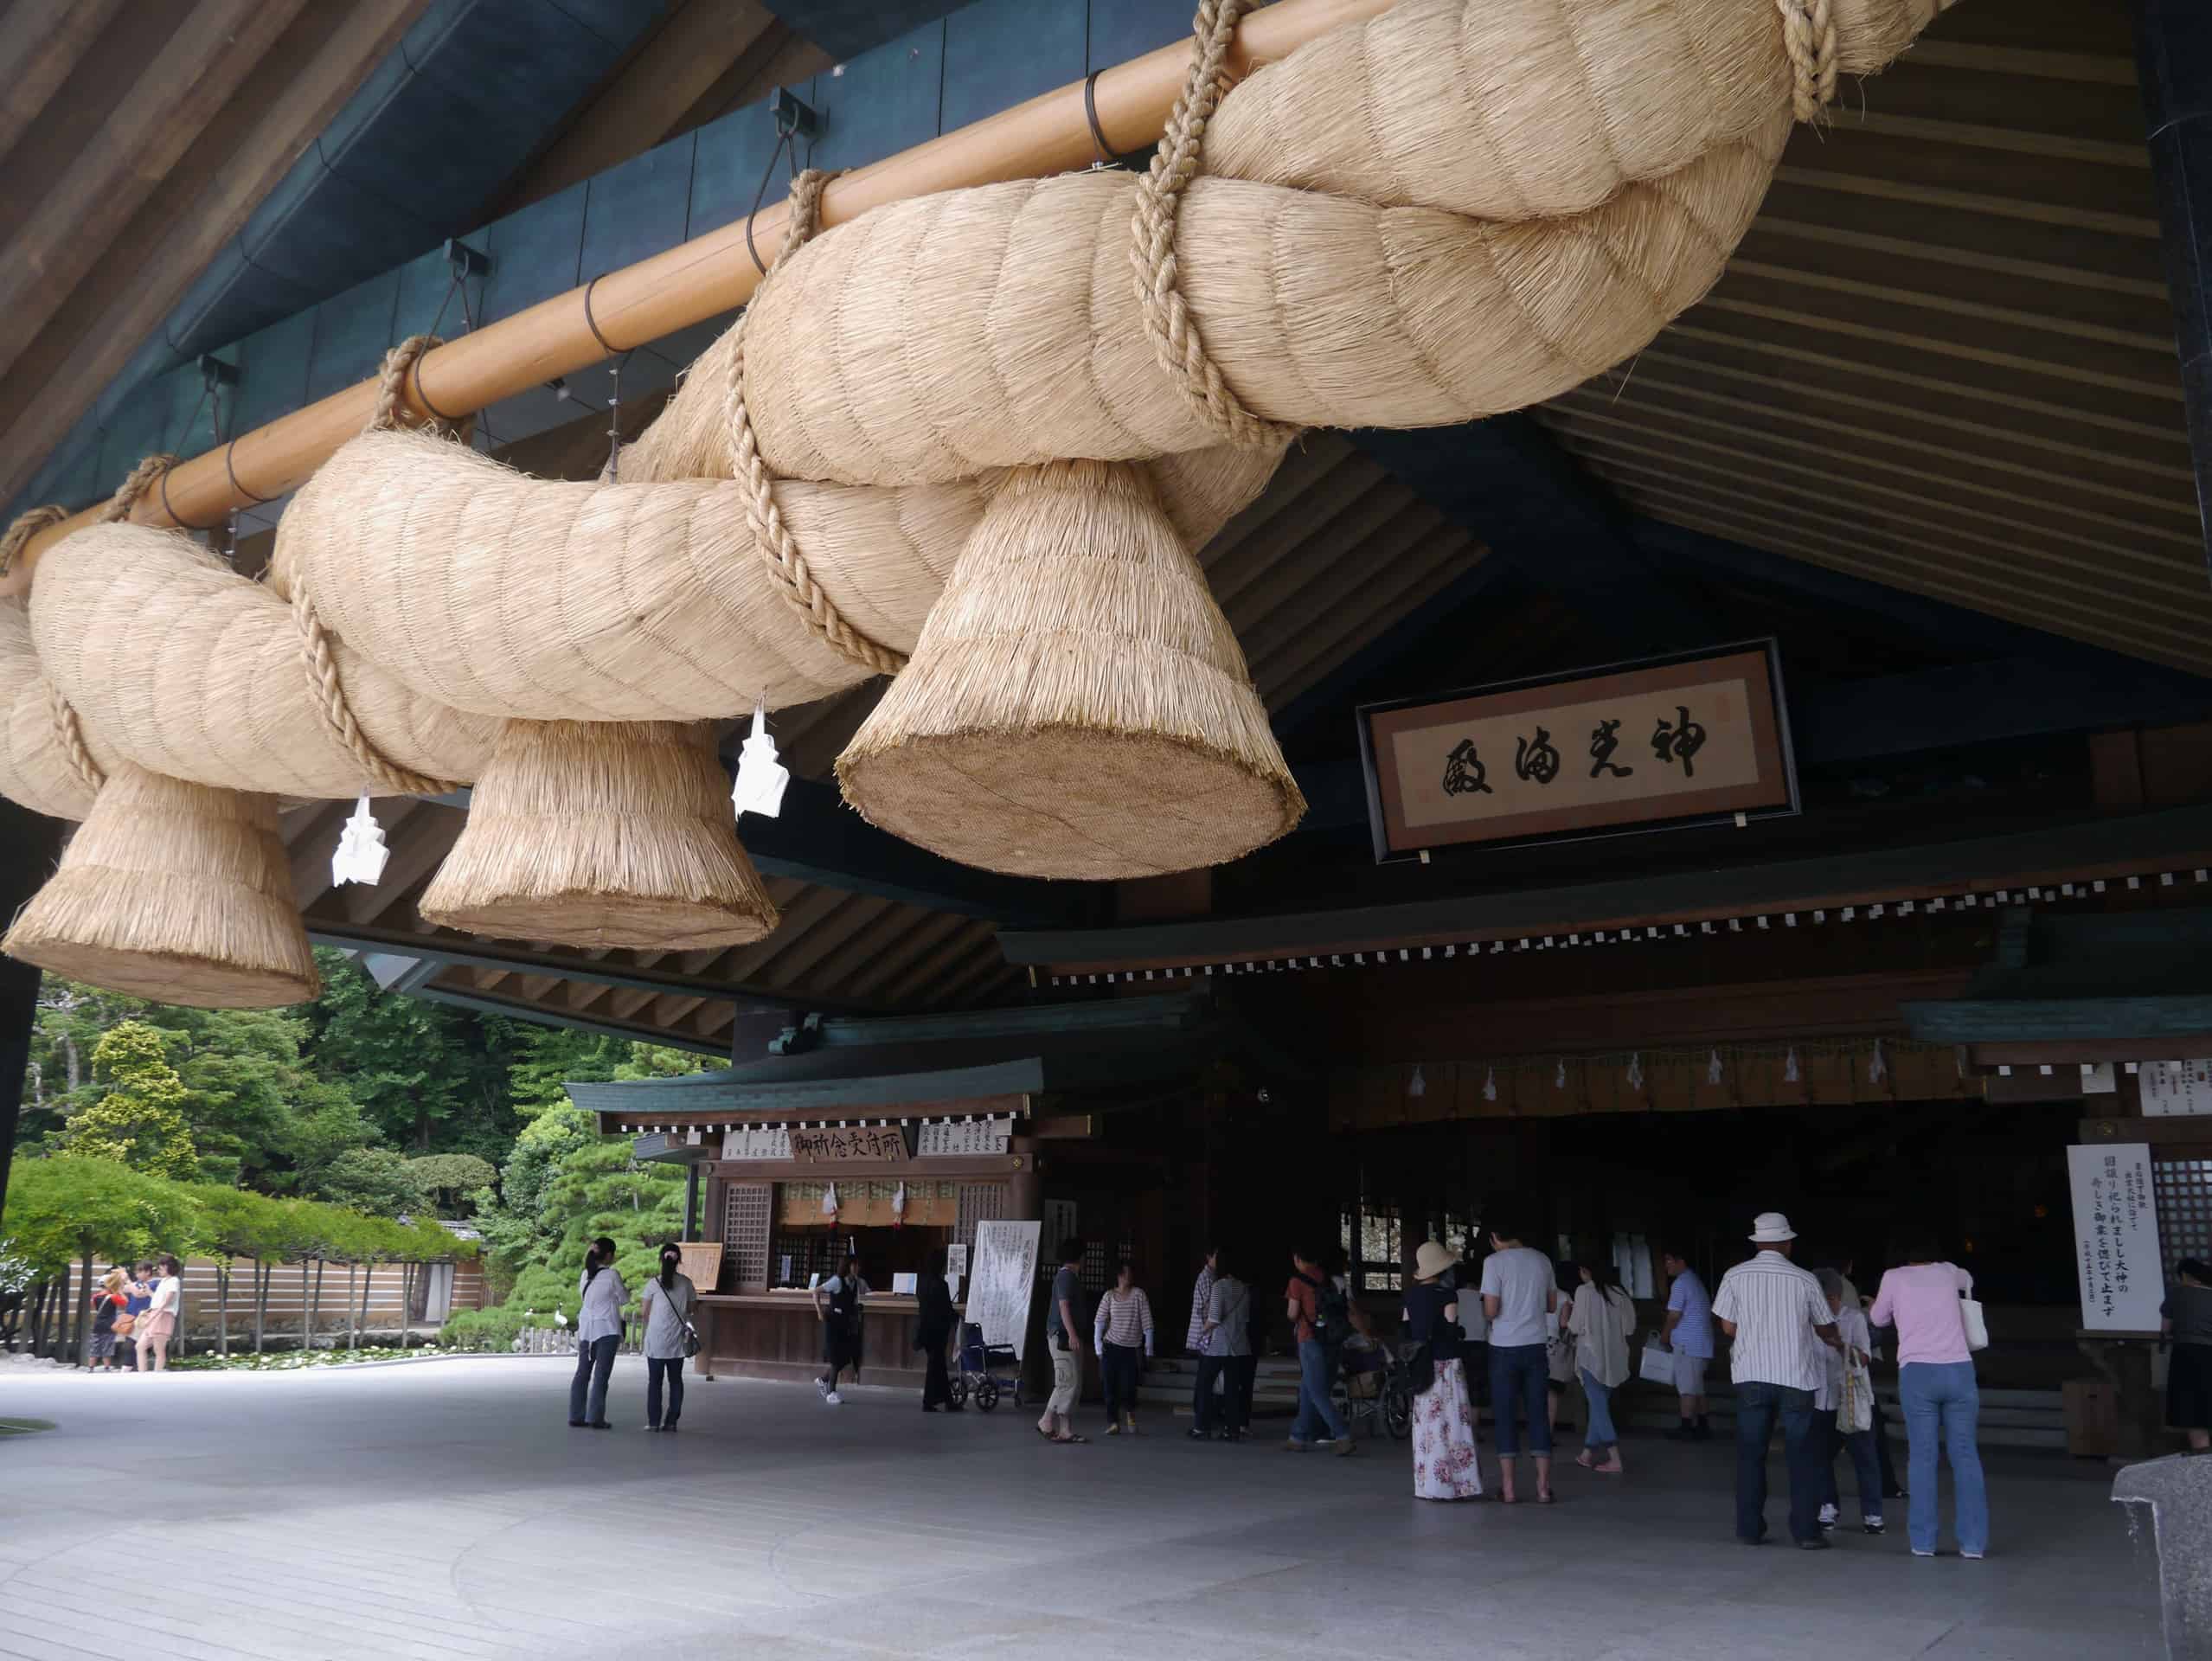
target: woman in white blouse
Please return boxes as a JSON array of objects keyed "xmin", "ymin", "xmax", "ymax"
[
  {"xmin": 1565, "ymin": 1261, "xmax": 1634, "ymax": 1474},
  {"xmin": 569, "ymin": 1235, "xmax": 626, "ymax": 1430},
  {"xmin": 638, "ymin": 1243, "xmax": 696, "ymax": 1433},
  {"xmin": 134, "ymin": 1254, "xmax": 183, "ymax": 1373}
]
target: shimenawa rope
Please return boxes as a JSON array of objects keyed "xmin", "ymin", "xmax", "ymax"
[
  {"xmin": 0, "ymin": 503, "xmax": 67, "ymax": 580},
  {"xmin": 47, "ymin": 460, "xmax": 185, "ymax": 796},
  {"xmin": 1129, "ymin": 0, "xmax": 1302, "ymax": 452},
  {"xmin": 289, "ymin": 337, "xmax": 465, "ymax": 797},
  {"xmin": 728, "ymin": 168, "xmax": 908, "ymax": 678}
]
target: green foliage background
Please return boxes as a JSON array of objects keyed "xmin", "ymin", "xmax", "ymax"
[{"xmin": 10, "ymin": 948, "xmax": 717, "ymax": 1331}]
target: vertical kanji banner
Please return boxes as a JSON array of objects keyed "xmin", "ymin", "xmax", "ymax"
[{"xmin": 2068, "ymin": 1142, "xmax": 2164, "ymax": 1332}]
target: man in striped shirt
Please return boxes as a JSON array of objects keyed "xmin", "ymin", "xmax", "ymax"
[{"xmin": 1713, "ymin": 1212, "xmax": 1842, "ymax": 1549}]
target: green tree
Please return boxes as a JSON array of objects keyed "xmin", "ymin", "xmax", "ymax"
[
  {"xmin": 59, "ymin": 1022, "xmax": 201, "ymax": 1180},
  {"xmin": 2, "ymin": 1158, "xmax": 201, "ymax": 1363},
  {"xmin": 311, "ymin": 1147, "xmax": 428, "ymax": 1215},
  {"xmin": 407, "ymin": 1153, "xmax": 497, "ymax": 1217}
]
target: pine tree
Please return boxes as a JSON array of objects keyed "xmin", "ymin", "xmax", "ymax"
[{"xmin": 59, "ymin": 1022, "xmax": 201, "ymax": 1181}]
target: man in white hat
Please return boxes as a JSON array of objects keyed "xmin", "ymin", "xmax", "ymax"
[{"xmin": 1712, "ymin": 1212, "xmax": 1842, "ymax": 1549}]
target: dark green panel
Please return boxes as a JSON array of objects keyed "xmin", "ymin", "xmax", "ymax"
[
  {"xmin": 689, "ymin": 87, "xmax": 810, "ymax": 240},
  {"xmin": 232, "ymin": 309, "xmax": 318, "ymax": 437},
  {"xmin": 482, "ymin": 181, "xmax": 589, "ymax": 324},
  {"xmin": 1087, "ymin": 0, "xmax": 1201, "ymax": 74},
  {"xmin": 811, "ymin": 22, "xmax": 945, "ymax": 173},
  {"xmin": 392, "ymin": 246, "xmax": 469, "ymax": 342},
  {"xmin": 581, "ymin": 132, "xmax": 697, "ymax": 283},
  {"xmin": 943, "ymin": 0, "xmax": 1086, "ymax": 131},
  {"xmin": 305, "ymin": 271, "xmax": 401, "ymax": 404}
]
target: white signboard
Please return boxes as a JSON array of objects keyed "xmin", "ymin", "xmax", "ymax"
[
  {"xmin": 945, "ymin": 1244, "xmax": 968, "ymax": 1280},
  {"xmin": 917, "ymin": 1118, "xmax": 1013, "ymax": 1158},
  {"xmin": 722, "ymin": 1125, "xmax": 793, "ymax": 1161},
  {"xmin": 2068, "ymin": 1143, "xmax": 2164, "ymax": 1332},
  {"xmin": 971, "ymin": 1220, "xmax": 1042, "ymax": 1361},
  {"xmin": 2139, "ymin": 1060, "xmax": 2212, "ymax": 1117}
]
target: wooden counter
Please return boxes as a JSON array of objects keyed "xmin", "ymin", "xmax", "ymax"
[{"xmin": 694, "ymin": 1292, "xmax": 955, "ymax": 1387}]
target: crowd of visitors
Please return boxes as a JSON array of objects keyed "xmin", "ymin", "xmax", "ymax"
[
  {"xmin": 538, "ymin": 1212, "xmax": 2212, "ymax": 1564},
  {"xmin": 74, "ymin": 1257, "xmax": 180, "ymax": 1373}
]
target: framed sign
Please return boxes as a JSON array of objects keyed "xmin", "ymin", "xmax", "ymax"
[
  {"xmin": 2068, "ymin": 1143, "xmax": 2163, "ymax": 1331},
  {"xmin": 1356, "ymin": 641, "xmax": 1797, "ymax": 863},
  {"xmin": 789, "ymin": 1124, "xmax": 915, "ymax": 1164}
]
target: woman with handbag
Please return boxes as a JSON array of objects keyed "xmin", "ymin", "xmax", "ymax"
[
  {"xmin": 1869, "ymin": 1228, "xmax": 1987, "ymax": 1559},
  {"xmin": 1403, "ymin": 1241, "xmax": 1484, "ymax": 1501},
  {"xmin": 1565, "ymin": 1260, "xmax": 1633, "ymax": 1475},
  {"xmin": 1813, "ymin": 1268, "xmax": 1884, "ymax": 1534},
  {"xmin": 638, "ymin": 1242, "xmax": 697, "ymax": 1433}
]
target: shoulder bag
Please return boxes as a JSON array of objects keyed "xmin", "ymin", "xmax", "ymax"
[{"xmin": 1959, "ymin": 1286, "xmax": 1989, "ymax": 1352}]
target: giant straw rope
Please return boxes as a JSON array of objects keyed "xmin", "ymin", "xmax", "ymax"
[{"xmin": 0, "ymin": 0, "xmax": 1952, "ymax": 980}]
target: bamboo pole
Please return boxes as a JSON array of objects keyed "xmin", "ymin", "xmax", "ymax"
[{"xmin": 0, "ymin": 0, "xmax": 1390, "ymax": 600}]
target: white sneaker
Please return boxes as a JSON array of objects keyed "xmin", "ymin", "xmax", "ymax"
[
  {"xmin": 1818, "ymin": 1503, "xmax": 1839, "ymax": 1528},
  {"xmin": 815, "ymin": 1378, "xmax": 830, "ymax": 1400},
  {"xmin": 824, "ymin": 1390, "xmax": 843, "ymax": 1406}
]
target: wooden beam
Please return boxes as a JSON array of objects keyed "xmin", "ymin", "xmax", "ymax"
[
  {"xmin": 0, "ymin": 0, "xmax": 309, "ymax": 382},
  {"xmin": 0, "ymin": 0, "xmax": 126, "ymax": 164},
  {"xmin": 651, "ymin": 992, "xmax": 708, "ymax": 1029},
  {"xmin": 0, "ymin": 0, "xmax": 428, "ymax": 504},
  {"xmin": 285, "ymin": 800, "xmax": 352, "ymax": 914}
]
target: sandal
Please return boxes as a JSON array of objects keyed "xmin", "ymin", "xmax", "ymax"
[
  {"xmin": 1536, "ymin": 1491, "xmax": 1558, "ymax": 1504},
  {"xmin": 1052, "ymin": 1433, "xmax": 1089, "ymax": 1445}
]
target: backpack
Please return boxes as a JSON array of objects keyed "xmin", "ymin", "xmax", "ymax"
[{"xmin": 1314, "ymin": 1277, "xmax": 1352, "ymax": 1349}]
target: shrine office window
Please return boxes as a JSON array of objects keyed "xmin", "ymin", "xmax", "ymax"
[
  {"xmin": 2156, "ymin": 1158, "xmax": 2210, "ymax": 1274},
  {"xmin": 1341, "ymin": 1202, "xmax": 1402, "ymax": 1293}
]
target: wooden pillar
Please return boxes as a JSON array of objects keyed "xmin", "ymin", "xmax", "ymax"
[
  {"xmin": 0, "ymin": 800, "xmax": 62, "ymax": 1220},
  {"xmin": 2132, "ymin": 0, "xmax": 2212, "ymax": 557},
  {"xmin": 1008, "ymin": 1136, "xmax": 1042, "ymax": 1221},
  {"xmin": 683, "ymin": 1162, "xmax": 702, "ymax": 1242}
]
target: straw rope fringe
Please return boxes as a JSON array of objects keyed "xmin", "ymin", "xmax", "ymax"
[
  {"xmin": 1129, "ymin": 0, "xmax": 1300, "ymax": 453},
  {"xmin": 726, "ymin": 168, "xmax": 907, "ymax": 677},
  {"xmin": 1777, "ymin": 0, "xmax": 1840, "ymax": 122}
]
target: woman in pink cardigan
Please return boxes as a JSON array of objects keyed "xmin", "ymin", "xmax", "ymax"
[{"xmin": 1869, "ymin": 1228, "xmax": 1986, "ymax": 1561}]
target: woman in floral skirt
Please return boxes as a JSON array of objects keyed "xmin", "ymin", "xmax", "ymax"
[{"xmin": 1403, "ymin": 1241, "xmax": 1484, "ymax": 1500}]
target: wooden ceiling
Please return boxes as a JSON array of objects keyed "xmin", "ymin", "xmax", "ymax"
[
  {"xmin": 1538, "ymin": 0, "xmax": 2206, "ymax": 673},
  {"xmin": 0, "ymin": 0, "xmax": 431, "ymax": 505}
]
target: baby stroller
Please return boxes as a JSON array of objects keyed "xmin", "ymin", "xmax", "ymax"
[{"xmin": 948, "ymin": 1321, "xmax": 1022, "ymax": 1412}]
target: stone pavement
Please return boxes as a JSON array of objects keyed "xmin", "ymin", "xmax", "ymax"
[{"xmin": 0, "ymin": 1358, "xmax": 2165, "ymax": 1660}]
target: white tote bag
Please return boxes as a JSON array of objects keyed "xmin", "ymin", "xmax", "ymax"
[
  {"xmin": 1638, "ymin": 1337, "xmax": 1677, "ymax": 1387},
  {"xmin": 1959, "ymin": 1291, "xmax": 1989, "ymax": 1352}
]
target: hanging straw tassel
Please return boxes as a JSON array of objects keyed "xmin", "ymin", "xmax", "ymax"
[
  {"xmin": 419, "ymin": 718, "xmax": 779, "ymax": 948},
  {"xmin": 837, "ymin": 458, "xmax": 1303, "ymax": 879},
  {"xmin": 2, "ymin": 761, "xmax": 318, "ymax": 1008}
]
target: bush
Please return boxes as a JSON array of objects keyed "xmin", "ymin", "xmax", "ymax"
[{"xmin": 439, "ymin": 1303, "xmax": 538, "ymax": 1352}]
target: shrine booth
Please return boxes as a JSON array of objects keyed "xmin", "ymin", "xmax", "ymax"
[{"xmin": 572, "ymin": 993, "xmax": 1263, "ymax": 1393}]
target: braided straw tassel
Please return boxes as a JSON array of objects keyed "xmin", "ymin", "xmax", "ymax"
[
  {"xmin": 2, "ymin": 761, "xmax": 318, "ymax": 1008},
  {"xmin": 837, "ymin": 456, "xmax": 1302, "ymax": 878},
  {"xmin": 3, "ymin": 462, "xmax": 319, "ymax": 1008},
  {"xmin": 418, "ymin": 718, "xmax": 779, "ymax": 949}
]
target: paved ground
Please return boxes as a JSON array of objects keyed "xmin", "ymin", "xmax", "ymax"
[{"xmin": 0, "ymin": 1358, "xmax": 2167, "ymax": 1660}]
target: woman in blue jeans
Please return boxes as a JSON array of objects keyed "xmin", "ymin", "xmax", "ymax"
[
  {"xmin": 568, "ymin": 1236, "xmax": 625, "ymax": 1430},
  {"xmin": 1869, "ymin": 1228, "xmax": 1987, "ymax": 1558}
]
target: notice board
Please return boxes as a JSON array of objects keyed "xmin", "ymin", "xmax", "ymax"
[
  {"xmin": 2068, "ymin": 1143, "xmax": 2164, "ymax": 1331},
  {"xmin": 971, "ymin": 1220, "xmax": 1042, "ymax": 1361}
]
